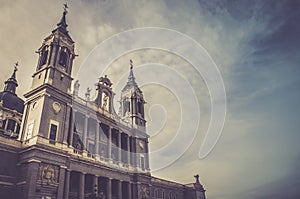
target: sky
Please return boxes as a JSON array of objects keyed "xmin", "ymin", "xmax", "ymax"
[{"xmin": 0, "ymin": 0, "xmax": 300, "ymax": 198}]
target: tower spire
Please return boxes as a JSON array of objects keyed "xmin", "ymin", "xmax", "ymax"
[
  {"xmin": 54, "ymin": 3, "xmax": 69, "ymax": 34},
  {"xmin": 127, "ymin": 59, "xmax": 136, "ymax": 84},
  {"xmin": 31, "ymin": 2, "xmax": 75, "ymax": 93},
  {"xmin": 3, "ymin": 62, "xmax": 19, "ymax": 94},
  {"xmin": 121, "ymin": 59, "xmax": 138, "ymax": 92},
  {"xmin": 120, "ymin": 59, "xmax": 146, "ymax": 127}
]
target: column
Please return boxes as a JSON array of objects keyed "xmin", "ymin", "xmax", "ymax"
[
  {"xmin": 66, "ymin": 53, "xmax": 71, "ymax": 72},
  {"xmin": 118, "ymin": 180, "xmax": 123, "ymax": 199},
  {"xmin": 63, "ymin": 170, "xmax": 70, "ymax": 199},
  {"xmin": 132, "ymin": 100, "xmax": 137, "ymax": 126},
  {"xmin": 36, "ymin": 50, "xmax": 41, "ymax": 68},
  {"xmin": 132, "ymin": 99, "xmax": 137, "ymax": 114},
  {"xmin": 68, "ymin": 54, "xmax": 75, "ymax": 74},
  {"xmin": 132, "ymin": 182, "xmax": 138, "ymax": 199},
  {"xmin": 93, "ymin": 175, "xmax": 98, "ymax": 195},
  {"xmin": 130, "ymin": 137, "xmax": 134, "ymax": 166},
  {"xmin": 127, "ymin": 135, "xmax": 131, "ymax": 165},
  {"xmin": 145, "ymin": 140, "xmax": 150, "ymax": 170},
  {"xmin": 83, "ymin": 116, "xmax": 88, "ymax": 149},
  {"xmin": 25, "ymin": 160, "xmax": 40, "ymax": 199},
  {"xmin": 118, "ymin": 131, "xmax": 122, "ymax": 163},
  {"xmin": 49, "ymin": 44, "xmax": 57, "ymax": 66},
  {"xmin": 95, "ymin": 122, "xmax": 100, "ymax": 158},
  {"xmin": 63, "ymin": 105, "xmax": 72, "ymax": 144},
  {"xmin": 79, "ymin": 172, "xmax": 85, "ymax": 199},
  {"xmin": 47, "ymin": 44, "xmax": 53, "ymax": 65},
  {"xmin": 107, "ymin": 127, "xmax": 112, "ymax": 160},
  {"xmin": 18, "ymin": 101, "xmax": 29, "ymax": 141},
  {"xmin": 132, "ymin": 137, "xmax": 137, "ymax": 167},
  {"xmin": 127, "ymin": 182, "xmax": 132, "ymax": 199},
  {"xmin": 54, "ymin": 46, "xmax": 61, "ymax": 66},
  {"xmin": 107, "ymin": 178, "xmax": 112, "ymax": 199},
  {"xmin": 57, "ymin": 166, "xmax": 67, "ymax": 199},
  {"xmin": 68, "ymin": 109, "xmax": 75, "ymax": 147},
  {"xmin": 13, "ymin": 121, "xmax": 17, "ymax": 134}
]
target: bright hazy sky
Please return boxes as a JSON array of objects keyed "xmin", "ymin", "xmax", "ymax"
[{"xmin": 0, "ymin": 1, "xmax": 300, "ymax": 199}]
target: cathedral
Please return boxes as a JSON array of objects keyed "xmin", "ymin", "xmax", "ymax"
[{"xmin": 0, "ymin": 5, "xmax": 206, "ymax": 199}]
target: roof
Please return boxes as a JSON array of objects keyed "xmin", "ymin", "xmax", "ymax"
[
  {"xmin": 0, "ymin": 64, "xmax": 24, "ymax": 114},
  {"xmin": 0, "ymin": 91, "xmax": 24, "ymax": 113}
]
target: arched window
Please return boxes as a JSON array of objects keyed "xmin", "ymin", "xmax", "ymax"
[
  {"xmin": 123, "ymin": 100, "xmax": 130, "ymax": 116},
  {"xmin": 39, "ymin": 46, "xmax": 49, "ymax": 68},
  {"xmin": 49, "ymin": 123, "xmax": 58, "ymax": 141},
  {"xmin": 16, "ymin": 123, "xmax": 20, "ymax": 134},
  {"xmin": 59, "ymin": 47, "xmax": 69, "ymax": 68},
  {"xmin": 0, "ymin": 119, "xmax": 6, "ymax": 129},
  {"xmin": 138, "ymin": 101, "xmax": 143, "ymax": 116},
  {"xmin": 0, "ymin": 118, "xmax": 20, "ymax": 138},
  {"xmin": 6, "ymin": 119, "xmax": 16, "ymax": 132}
]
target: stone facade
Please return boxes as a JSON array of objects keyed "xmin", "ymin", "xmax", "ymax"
[{"xmin": 0, "ymin": 6, "xmax": 206, "ymax": 199}]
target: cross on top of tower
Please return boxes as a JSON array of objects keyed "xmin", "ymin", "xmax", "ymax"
[
  {"xmin": 14, "ymin": 62, "xmax": 19, "ymax": 72},
  {"xmin": 130, "ymin": 59, "xmax": 133, "ymax": 70},
  {"xmin": 53, "ymin": 2, "xmax": 71, "ymax": 36},
  {"xmin": 63, "ymin": 3, "xmax": 68, "ymax": 14}
]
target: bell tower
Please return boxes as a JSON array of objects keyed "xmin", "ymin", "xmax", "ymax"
[
  {"xmin": 119, "ymin": 60, "xmax": 146, "ymax": 130},
  {"xmin": 31, "ymin": 3, "xmax": 76, "ymax": 93},
  {"xmin": 20, "ymin": 4, "xmax": 76, "ymax": 147}
]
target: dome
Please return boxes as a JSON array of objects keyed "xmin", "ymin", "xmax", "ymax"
[
  {"xmin": 0, "ymin": 63, "xmax": 24, "ymax": 114},
  {"xmin": 0, "ymin": 91, "xmax": 24, "ymax": 114}
]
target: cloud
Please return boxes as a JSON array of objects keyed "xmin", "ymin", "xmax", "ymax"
[{"xmin": 0, "ymin": 1, "xmax": 299, "ymax": 199}]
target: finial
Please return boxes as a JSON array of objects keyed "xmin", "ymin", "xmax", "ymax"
[
  {"xmin": 14, "ymin": 62, "xmax": 19, "ymax": 72},
  {"xmin": 130, "ymin": 59, "xmax": 133, "ymax": 70},
  {"xmin": 63, "ymin": 3, "xmax": 69, "ymax": 14},
  {"xmin": 194, "ymin": 174, "xmax": 200, "ymax": 184}
]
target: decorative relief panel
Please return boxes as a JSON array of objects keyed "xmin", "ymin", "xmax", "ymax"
[
  {"xmin": 139, "ymin": 140, "xmax": 144, "ymax": 151},
  {"xmin": 139, "ymin": 184, "xmax": 150, "ymax": 199},
  {"xmin": 52, "ymin": 102, "xmax": 61, "ymax": 114},
  {"xmin": 38, "ymin": 163, "xmax": 59, "ymax": 185}
]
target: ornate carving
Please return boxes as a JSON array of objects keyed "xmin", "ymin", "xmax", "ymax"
[
  {"xmin": 39, "ymin": 164, "xmax": 59, "ymax": 185},
  {"xmin": 52, "ymin": 102, "xmax": 61, "ymax": 114},
  {"xmin": 75, "ymin": 140, "xmax": 83, "ymax": 150},
  {"xmin": 85, "ymin": 87, "xmax": 91, "ymax": 101},
  {"xmin": 139, "ymin": 140, "xmax": 144, "ymax": 150},
  {"xmin": 73, "ymin": 80, "xmax": 80, "ymax": 96},
  {"xmin": 32, "ymin": 101, "xmax": 38, "ymax": 110},
  {"xmin": 139, "ymin": 184, "xmax": 150, "ymax": 199},
  {"xmin": 102, "ymin": 93, "xmax": 109, "ymax": 111}
]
